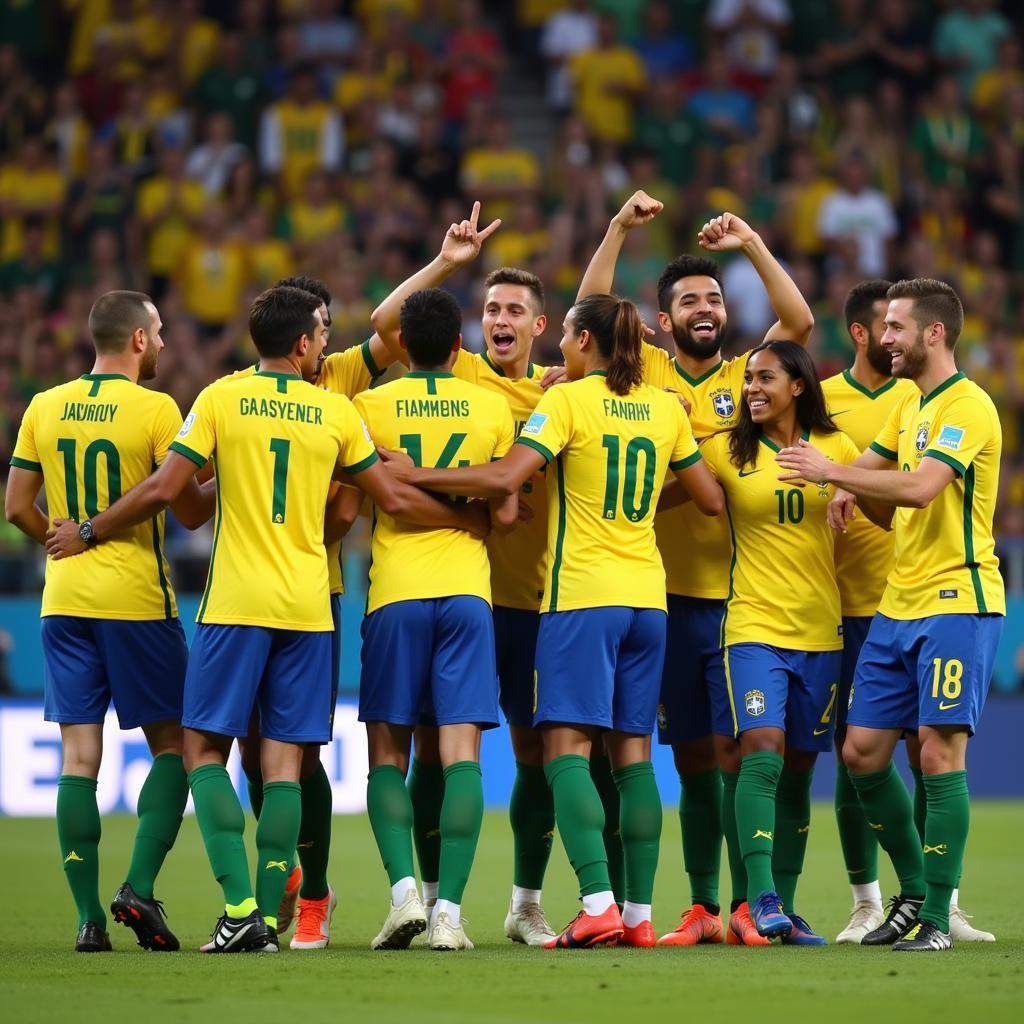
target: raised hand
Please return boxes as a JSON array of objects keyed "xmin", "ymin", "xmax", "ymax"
[
  {"xmin": 697, "ymin": 211, "xmax": 756, "ymax": 252},
  {"xmin": 612, "ymin": 190, "xmax": 664, "ymax": 231},
  {"xmin": 439, "ymin": 200, "xmax": 502, "ymax": 268}
]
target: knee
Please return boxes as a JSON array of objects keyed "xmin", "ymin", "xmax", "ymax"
[
  {"xmin": 62, "ymin": 751, "xmax": 101, "ymax": 778},
  {"xmin": 300, "ymin": 745, "xmax": 322, "ymax": 780},
  {"xmin": 238, "ymin": 738, "xmax": 261, "ymax": 780},
  {"xmin": 714, "ymin": 735, "xmax": 741, "ymax": 774},
  {"xmin": 511, "ymin": 727, "xmax": 544, "ymax": 767},
  {"xmin": 841, "ymin": 736, "xmax": 874, "ymax": 775},
  {"xmin": 673, "ymin": 737, "xmax": 716, "ymax": 776},
  {"xmin": 783, "ymin": 748, "xmax": 817, "ymax": 773},
  {"xmin": 144, "ymin": 720, "xmax": 183, "ymax": 760},
  {"xmin": 740, "ymin": 729, "xmax": 784, "ymax": 757}
]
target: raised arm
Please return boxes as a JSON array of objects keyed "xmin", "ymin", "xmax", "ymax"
[
  {"xmin": 4, "ymin": 466, "xmax": 48, "ymax": 544},
  {"xmin": 577, "ymin": 190, "xmax": 664, "ymax": 300},
  {"xmin": 378, "ymin": 443, "xmax": 546, "ymax": 500}
]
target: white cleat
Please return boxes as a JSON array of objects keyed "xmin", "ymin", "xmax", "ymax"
[
  {"xmin": 371, "ymin": 888, "xmax": 427, "ymax": 950},
  {"xmin": 836, "ymin": 900, "xmax": 885, "ymax": 943},
  {"xmin": 949, "ymin": 904, "xmax": 995, "ymax": 942},
  {"xmin": 504, "ymin": 901, "xmax": 556, "ymax": 946},
  {"xmin": 429, "ymin": 911, "xmax": 475, "ymax": 951}
]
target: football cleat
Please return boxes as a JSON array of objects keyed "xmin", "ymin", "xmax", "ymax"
[
  {"xmin": 948, "ymin": 905, "xmax": 995, "ymax": 942},
  {"xmin": 726, "ymin": 902, "xmax": 770, "ymax": 946},
  {"xmin": 892, "ymin": 920, "xmax": 952, "ymax": 952},
  {"xmin": 75, "ymin": 920, "xmax": 112, "ymax": 952},
  {"xmin": 370, "ymin": 888, "xmax": 427, "ymax": 950},
  {"xmin": 276, "ymin": 865, "xmax": 302, "ymax": 935},
  {"xmin": 619, "ymin": 920, "xmax": 656, "ymax": 947},
  {"xmin": 504, "ymin": 901, "xmax": 556, "ymax": 946},
  {"xmin": 199, "ymin": 909, "xmax": 278, "ymax": 953},
  {"xmin": 543, "ymin": 904, "xmax": 624, "ymax": 949},
  {"xmin": 110, "ymin": 882, "xmax": 179, "ymax": 951},
  {"xmin": 861, "ymin": 894, "xmax": 923, "ymax": 945},
  {"xmin": 290, "ymin": 886, "xmax": 337, "ymax": 950},
  {"xmin": 751, "ymin": 892, "xmax": 791, "ymax": 939},
  {"xmin": 428, "ymin": 912, "xmax": 475, "ymax": 951},
  {"xmin": 657, "ymin": 904, "xmax": 724, "ymax": 946},
  {"xmin": 836, "ymin": 899, "xmax": 885, "ymax": 943},
  {"xmin": 781, "ymin": 913, "xmax": 827, "ymax": 945}
]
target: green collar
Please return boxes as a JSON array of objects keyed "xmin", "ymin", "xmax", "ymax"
[
  {"xmin": 920, "ymin": 371, "xmax": 966, "ymax": 409},
  {"xmin": 585, "ymin": 369, "xmax": 608, "ymax": 378},
  {"xmin": 674, "ymin": 358, "xmax": 724, "ymax": 387},
  {"xmin": 405, "ymin": 371, "xmax": 455, "ymax": 379},
  {"xmin": 81, "ymin": 373, "xmax": 130, "ymax": 382},
  {"xmin": 842, "ymin": 368, "xmax": 897, "ymax": 399},
  {"xmin": 255, "ymin": 370, "xmax": 302, "ymax": 381},
  {"xmin": 759, "ymin": 428, "xmax": 809, "ymax": 453},
  {"xmin": 481, "ymin": 352, "xmax": 535, "ymax": 379}
]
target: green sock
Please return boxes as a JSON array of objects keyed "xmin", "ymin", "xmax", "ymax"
[
  {"xmin": 57, "ymin": 775, "xmax": 106, "ymax": 929},
  {"xmin": 438, "ymin": 761, "xmax": 484, "ymax": 905},
  {"xmin": 735, "ymin": 751, "xmax": 783, "ymax": 905},
  {"xmin": 125, "ymin": 753, "xmax": 188, "ymax": 899},
  {"xmin": 509, "ymin": 761, "xmax": 554, "ymax": 890},
  {"xmin": 255, "ymin": 781, "xmax": 302, "ymax": 927},
  {"xmin": 773, "ymin": 767, "xmax": 813, "ymax": 914},
  {"xmin": 367, "ymin": 765, "xmax": 415, "ymax": 886},
  {"xmin": 545, "ymin": 754, "xmax": 610, "ymax": 897},
  {"xmin": 911, "ymin": 766, "xmax": 926, "ymax": 842},
  {"xmin": 679, "ymin": 767, "xmax": 723, "ymax": 909},
  {"xmin": 245, "ymin": 766, "xmax": 264, "ymax": 820},
  {"xmin": 297, "ymin": 763, "xmax": 332, "ymax": 900},
  {"xmin": 407, "ymin": 757, "xmax": 443, "ymax": 887},
  {"xmin": 849, "ymin": 764, "xmax": 924, "ymax": 898},
  {"xmin": 590, "ymin": 754, "xmax": 624, "ymax": 902},
  {"xmin": 613, "ymin": 761, "xmax": 662, "ymax": 905},
  {"xmin": 721, "ymin": 770, "xmax": 747, "ymax": 905},
  {"xmin": 835, "ymin": 760, "xmax": 878, "ymax": 886},
  {"xmin": 189, "ymin": 764, "xmax": 253, "ymax": 910},
  {"xmin": 920, "ymin": 771, "xmax": 969, "ymax": 932}
]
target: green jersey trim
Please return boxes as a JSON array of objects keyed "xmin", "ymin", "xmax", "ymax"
[
  {"xmin": 169, "ymin": 442, "xmax": 207, "ymax": 468},
  {"xmin": 150, "ymin": 513, "xmax": 173, "ymax": 619},
  {"xmin": 197, "ymin": 454, "xmax": 223, "ymax": 623},
  {"xmin": 10, "ymin": 456, "xmax": 42, "ymax": 472},
  {"xmin": 585, "ymin": 369, "xmax": 608, "ymax": 378},
  {"xmin": 547, "ymin": 454, "xmax": 568, "ymax": 612},
  {"xmin": 674, "ymin": 359, "xmax": 724, "ymax": 387},
  {"xmin": 841, "ymin": 369, "xmax": 898, "ymax": 399},
  {"xmin": 344, "ymin": 451, "xmax": 378, "ymax": 475},
  {"xmin": 515, "ymin": 436, "xmax": 554, "ymax": 463},
  {"xmin": 920, "ymin": 371, "xmax": 966, "ymax": 410},
  {"xmin": 924, "ymin": 449, "xmax": 966, "ymax": 478},
  {"xmin": 361, "ymin": 339, "xmax": 383, "ymax": 379},
  {"xmin": 669, "ymin": 450, "xmax": 702, "ymax": 471},
  {"xmin": 870, "ymin": 441, "xmax": 897, "ymax": 461},
  {"xmin": 963, "ymin": 463, "xmax": 986, "ymax": 613}
]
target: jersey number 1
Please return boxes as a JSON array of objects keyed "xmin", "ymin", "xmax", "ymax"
[
  {"xmin": 57, "ymin": 438, "xmax": 121, "ymax": 520},
  {"xmin": 269, "ymin": 438, "xmax": 290, "ymax": 523},
  {"xmin": 601, "ymin": 435, "xmax": 656, "ymax": 521}
]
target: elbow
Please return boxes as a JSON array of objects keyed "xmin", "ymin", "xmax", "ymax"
[
  {"xmin": 377, "ymin": 491, "xmax": 407, "ymax": 518},
  {"xmin": 369, "ymin": 304, "xmax": 386, "ymax": 331},
  {"xmin": 698, "ymin": 491, "xmax": 725, "ymax": 517},
  {"xmin": 493, "ymin": 468, "xmax": 520, "ymax": 498},
  {"xmin": 908, "ymin": 486, "xmax": 936, "ymax": 510}
]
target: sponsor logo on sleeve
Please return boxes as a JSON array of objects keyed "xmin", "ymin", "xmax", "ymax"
[
  {"xmin": 521, "ymin": 412, "xmax": 548, "ymax": 437},
  {"xmin": 360, "ymin": 418, "xmax": 373, "ymax": 443},
  {"xmin": 177, "ymin": 412, "xmax": 195, "ymax": 437},
  {"xmin": 935, "ymin": 425, "xmax": 965, "ymax": 451}
]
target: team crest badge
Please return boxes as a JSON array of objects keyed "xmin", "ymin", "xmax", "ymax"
[
  {"xmin": 915, "ymin": 425, "xmax": 929, "ymax": 452},
  {"xmin": 657, "ymin": 704, "xmax": 668, "ymax": 730},
  {"xmin": 712, "ymin": 390, "xmax": 736, "ymax": 420},
  {"xmin": 744, "ymin": 689, "xmax": 766, "ymax": 717}
]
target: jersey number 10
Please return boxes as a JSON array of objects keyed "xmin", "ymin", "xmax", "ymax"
[
  {"xmin": 601, "ymin": 435, "xmax": 656, "ymax": 522},
  {"xmin": 57, "ymin": 438, "xmax": 121, "ymax": 520}
]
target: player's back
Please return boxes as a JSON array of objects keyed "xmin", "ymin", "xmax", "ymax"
[
  {"xmin": 13, "ymin": 373, "xmax": 181, "ymax": 619},
  {"xmin": 354, "ymin": 371, "xmax": 514, "ymax": 615}
]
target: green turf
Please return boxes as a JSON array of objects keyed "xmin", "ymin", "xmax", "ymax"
[{"xmin": 1, "ymin": 803, "xmax": 1022, "ymax": 1023}]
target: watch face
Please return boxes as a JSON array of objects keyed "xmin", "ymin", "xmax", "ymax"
[{"xmin": 79, "ymin": 521, "xmax": 94, "ymax": 542}]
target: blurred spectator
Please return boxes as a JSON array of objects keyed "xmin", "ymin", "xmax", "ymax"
[
  {"xmin": 815, "ymin": 0, "xmax": 874, "ymax": 100},
  {"xmin": 403, "ymin": 111, "xmax": 460, "ymax": 204},
  {"xmin": 707, "ymin": 0, "xmax": 791, "ymax": 80},
  {"xmin": 540, "ymin": 0, "xmax": 598, "ymax": 111},
  {"xmin": 688, "ymin": 48, "xmax": 755, "ymax": 144},
  {"xmin": 176, "ymin": 204, "xmax": 248, "ymax": 336},
  {"xmin": 910, "ymin": 75, "xmax": 985, "ymax": 190},
  {"xmin": 0, "ymin": 135, "xmax": 64, "ymax": 264},
  {"xmin": 778, "ymin": 146, "xmax": 836, "ymax": 258},
  {"xmin": 441, "ymin": 0, "xmax": 504, "ymax": 124},
  {"xmin": 632, "ymin": 1, "xmax": 695, "ymax": 80},
  {"xmin": 635, "ymin": 76, "xmax": 706, "ymax": 187},
  {"xmin": 191, "ymin": 32, "xmax": 268, "ymax": 151},
  {"xmin": 933, "ymin": 0, "xmax": 1012, "ymax": 95},
  {"xmin": 0, "ymin": 218, "xmax": 62, "ymax": 309},
  {"xmin": 186, "ymin": 113, "xmax": 249, "ymax": 198},
  {"xmin": 298, "ymin": 0, "xmax": 360, "ymax": 67},
  {"xmin": 461, "ymin": 116, "xmax": 540, "ymax": 221},
  {"xmin": 870, "ymin": 0, "xmax": 930, "ymax": 97}
]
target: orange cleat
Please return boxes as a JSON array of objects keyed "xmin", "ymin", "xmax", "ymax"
[
  {"xmin": 726, "ymin": 901, "xmax": 771, "ymax": 946},
  {"xmin": 289, "ymin": 886, "xmax": 337, "ymax": 950},
  {"xmin": 620, "ymin": 920, "xmax": 657, "ymax": 947},
  {"xmin": 276, "ymin": 865, "xmax": 302, "ymax": 934},
  {"xmin": 544, "ymin": 904, "xmax": 625, "ymax": 949},
  {"xmin": 657, "ymin": 904, "xmax": 724, "ymax": 946}
]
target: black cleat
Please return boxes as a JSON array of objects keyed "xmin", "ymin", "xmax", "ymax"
[
  {"xmin": 199, "ymin": 909, "xmax": 278, "ymax": 953},
  {"xmin": 893, "ymin": 920, "xmax": 952, "ymax": 952},
  {"xmin": 862, "ymin": 894, "xmax": 924, "ymax": 945},
  {"xmin": 111, "ymin": 882, "xmax": 180, "ymax": 951},
  {"xmin": 76, "ymin": 921, "xmax": 112, "ymax": 952}
]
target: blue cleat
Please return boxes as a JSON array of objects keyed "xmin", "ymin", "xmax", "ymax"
[
  {"xmin": 782, "ymin": 913, "xmax": 827, "ymax": 945},
  {"xmin": 751, "ymin": 892, "xmax": 792, "ymax": 939}
]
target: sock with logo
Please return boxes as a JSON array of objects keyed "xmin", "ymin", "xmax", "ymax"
[
  {"xmin": 613, "ymin": 761, "xmax": 662, "ymax": 907},
  {"xmin": 720, "ymin": 770, "xmax": 747, "ymax": 905},
  {"xmin": 367, "ymin": 765, "xmax": 416, "ymax": 886},
  {"xmin": 920, "ymin": 771, "xmax": 970, "ymax": 933},
  {"xmin": 679, "ymin": 766, "xmax": 723, "ymax": 909},
  {"xmin": 545, "ymin": 754, "xmax": 611, "ymax": 897},
  {"xmin": 849, "ymin": 764, "xmax": 925, "ymax": 898},
  {"xmin": 510, "ymin": 761, "xmax": 554, "ymax": 890},
  {"xmin": 835, "ymin": 760, "xmax": 879, "ymax": 887},
  {"xmin": 125, "ymin": 753, "xmax": 189, "ymax": 899},
  {"xmin": 296, "ymin": 762, "xmax": 332, "ymax": 900},
  {"xmin": 437, "ymin": 761, "xmax": 484, "ymax": 905},
  {"xmin": 189, "ymin": 764, "xmax": 254, "ymax": 910},
  {"xmin": 407, "ymin": 757, "xmax": 443, "ymax": 890},
  {"xmin": 254, "ymin": 781, "xmax": 302, "ymax": 928},
  {"xmin": 911, "ymin": 766, "xmax": 927, "ymax": 841},
  {"xmin": 735, "ymin": 751, "xmax": 783, "ymax": 905},
  {"xmin": 57, "ymin": 775, "xmax": 106, "ymax": 929},
  {"xmin": 589, "ymin": 754, "xmax": 624, "ymax": 903},
  {"xmin": 773, "ymin": 767, "xmax": 814, "ymax": 913},
  {"xmin": 245, "ymin": 766, "xmax": 264, "ymax": 820}
]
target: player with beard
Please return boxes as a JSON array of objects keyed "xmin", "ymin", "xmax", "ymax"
[{"xmin": 575, "ymin": 194, "xmax": 814, "ymax": 946}]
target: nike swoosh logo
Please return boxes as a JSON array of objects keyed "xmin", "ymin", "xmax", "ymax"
[
  {"xmin": 830, "ymin": 410, "xmax": 851, "ymax": 417},
  {"xmin": 938, "ymin": 701, "xmax": 961, "ymax": 710},
  {"xmin": 738, "ymin": 469, "xmax": 762, "ymax": 477},
  {"xmin": 899, "ymin": 429, "xmax": 906, "ymax": 434},
  {"xmin": 813, "ymin": 727, "xmax": 830, "ymax": 736}
]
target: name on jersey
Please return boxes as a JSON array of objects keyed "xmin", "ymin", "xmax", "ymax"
[
  {"xmin": 395, "ymin": 398, "xmax": 470, "ymax": 418},
  {"xmin": 60, "ymin": 402, "xmax": 118, "ymax": 422},
  {"xmin": 602, "ymin": 398, "xmax": 651, "ymax": 421},
  {"xmin": 239, "ymin": 397, "xmax": 324, "ymax": 423}
]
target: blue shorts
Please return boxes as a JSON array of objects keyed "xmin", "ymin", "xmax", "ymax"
[
  {"xmin": 329, "ymin": 593, "xmax": 341, "ymax": 721},
  {"xmin": 838, "ymin": 616, "xmax": 872, "ymax": 733},
  {"xmin": 42, "ymin": 616, "xmax": 187, "ymax": 729},
  {"xmin": 494, "ymin": 605, "xmax": 540, "ymax": 728},
  {"xmin": 725, "ymin": 643, "xmax": 842, "ymax": 752},
  {"xmin": 847, "ymin": 612, "xmax": 1002, "ymax": 735},
  {"xmin": 657, "ymin": 595, "xmax": 731, "ymax": 744},
  {"xmin": 534, "ymin": 607, "xmax": 667, "ymax": 734},
  {"xmin": 183, "ymin": 624, "xmax": 334, "ymax": 743},
  {"xmin": 359, "ymin": 597, "xmax": 500, "ymax": 727}
]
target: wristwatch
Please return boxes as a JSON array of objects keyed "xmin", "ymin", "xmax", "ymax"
[{"xmin": 78, "ymin": 519, "xmax": 97, "ymax": 545}]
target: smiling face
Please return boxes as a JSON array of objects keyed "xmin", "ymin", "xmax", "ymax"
[
  {"xmin": 482, "ymin": 283, "xmax": 544, "ymax": 370},
  {"xmin": 659, "ymin": 275, "xmax": 728, "ymax": 359},
  {"xmin": 743, "ymin": 348, "xmax": 803, "ymax": 425},
  {"xmin": 881, "ymin": 297, "xmax": 929, "ymax": 380}
]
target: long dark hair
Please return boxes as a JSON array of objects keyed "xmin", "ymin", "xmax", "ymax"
[
  {"xmin": 729, "ymin": 340, "xmax": 838, "ymax": 469},
  {"xmin": 571, "ymin": 293, "xmax": 643, "ymax": 396}
]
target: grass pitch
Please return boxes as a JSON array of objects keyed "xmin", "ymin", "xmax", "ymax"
[{"xmin": 1, "ymin": 804, "xmax": 1021, "ymax": 1023}]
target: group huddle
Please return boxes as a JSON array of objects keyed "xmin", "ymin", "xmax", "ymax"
[{"xmin": 5, "ymin": 193, "xmax": 1003, "ymax": 957}]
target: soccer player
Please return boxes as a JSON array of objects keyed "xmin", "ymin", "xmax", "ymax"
[
  {"xmin": 355, "ymin": 287, "xmax": 516, "ymax": 952},
  {"xmin": 777, "ymin": 279, "xmax": 1004, "ymax": 952},
  {"xmin": 379, "ymin": 293, "xmax": 723, "ymax": 948},
  {"xmin": 5, "ymin": 290, "xmax": 212, "ymax": 952},
  {"xmin": 46, "ymin": 286, "xmax": 484, "ymax": 953},
  {"xmin": 695, "ymin": 341, "xmax": 859, "ymax": 944},
  {"xmin": 576, "ymin": 194, "xmax": 815, "ymax": 945}
]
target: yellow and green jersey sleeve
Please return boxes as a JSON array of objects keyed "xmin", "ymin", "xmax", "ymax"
[
  {"xmin": 170, "ymin": 372, "xmax": 377, "ymax": 630},
  {"xmin": 354, "ymin": 372, "xmax": 514, "ymax": 614},
  {"xmin": 869, "ymin": 374, "xmax": 1004, "ymax": 619},
  {"xmin": 11, "ymin": 375, "xmax": 181, "ymax": 620}
]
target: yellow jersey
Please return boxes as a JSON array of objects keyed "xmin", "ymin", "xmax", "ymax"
[
  {"xmin": 516, "ymin": 372, "xmax": 700, "ymax": 614},
  {"xmin": 569, "ymin": 46, "xmax": 648, "ymax": 143},
  {"xmin": 177, "ymin": 239, "xmax": 248, "ymax": 326},
  {"xmin": 642, "ymin": 344, "xmax": 749, "ymax": 600},
  {"xmin": 451, "ymin": 349, "xmax": 550, "ymax": 611},
  {"xmin": 274, "ymin": 101, "xmax": 336, "ymax": 199},
  {"xmin": 822, "ymin": 370, "xmax": 918, "ymax": 616},
  {"xmin": 352, "ymin": 372, "xmax": 515, "ymax": 615},
  {"xmin": 868, "ymin": 372, "xmax": 1004, "ymax": 619},
  {"xmin": 136, "ymin": 176, "xmax": 207, "ymax": 276},
  {"xmin": 170, "ymin": 371, "xmax": 377, "ymax": 630},
  {"xmin": 702, "ymin": 428, "xmax": 860, "ymax": 651},
  {"xmin": 11, "ymin": 374, "xmax": 181, "ymax": 620}
]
